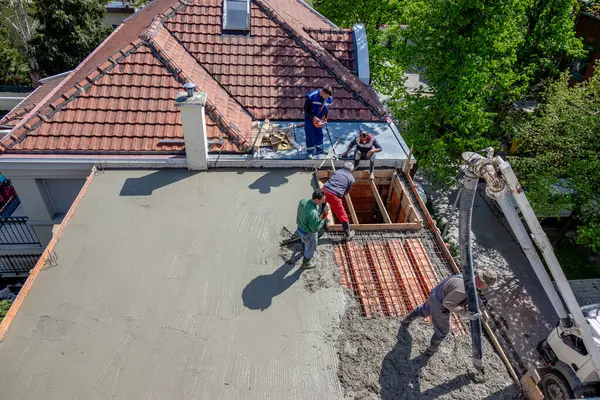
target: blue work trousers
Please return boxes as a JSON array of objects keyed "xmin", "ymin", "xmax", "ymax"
[
  {"xmin": 296, "ymin": 227, "xmax": 318, "ymax": 260},
  {"xmin": 304, "ymin": 116, "xmax": 324, "ymax": 155}
]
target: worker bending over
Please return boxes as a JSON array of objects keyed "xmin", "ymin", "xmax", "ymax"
[
  {"xmin": 323, "ymin": 162, "xmax": 356, "ymax": 241},
  {"xmin": 402, "ymin": 269, "xmax": 497, "ymax": 356},
  {"xmin": 304, "ymin": 87, "xmax": 333, "ymax": 159},
  {"xmin": 296, "ymin": 189, "xmax": 329, "ymax": 269},
  {"xmin": 342, "ymin": 129, "xmax": 382, "ymax": 180}
]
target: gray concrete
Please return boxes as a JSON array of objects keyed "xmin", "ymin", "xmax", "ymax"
[
  {"xmin": 421, "ymin": 178, "xmax": 556, "ymax": 371},
  {"xmin": 0, "ymin": 169, "xmax": 346, "ymax": 400}
]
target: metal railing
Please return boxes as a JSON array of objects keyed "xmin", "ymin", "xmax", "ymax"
[
  {"xmin": 0, "ymin": 254, "xmax": 38, "ymax": 275},
  {"xmin": 0, "ymin": 196, "xmax": 20, "ymax": 218},
  {"xmin": 0, "ymin": 217, "xmax": 41, "ymax": 246}
]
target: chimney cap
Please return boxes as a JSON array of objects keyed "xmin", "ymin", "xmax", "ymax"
[{"xmin": 184, "ymin": 82, "xmax": 196, "ymax": 98}]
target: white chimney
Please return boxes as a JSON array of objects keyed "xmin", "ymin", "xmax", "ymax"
[{"xmin": 174, "ymin": 83, "xmax": 209, "ymax": 170}]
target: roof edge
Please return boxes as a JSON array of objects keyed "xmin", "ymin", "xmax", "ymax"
[
  {"xmin": 39, "ymin": 70, "xmax": 73, "ymax": 83},
  {"xmin": 296, "ymin": 0, "xmax": 338, "ymax": 29}
]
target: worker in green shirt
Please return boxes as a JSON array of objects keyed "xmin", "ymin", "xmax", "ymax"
[{"xmin": 296, "ymin": 189, "xmax": 329, "ymax": 269}]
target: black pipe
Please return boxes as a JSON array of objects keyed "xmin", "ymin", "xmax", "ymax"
[{"xmin": 459, "ymin": 171, "xmax": 484, "ymax": 372}]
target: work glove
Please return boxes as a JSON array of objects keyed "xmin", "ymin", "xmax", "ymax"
[
  {"xmin": 321, "ymin": 211, "xmax": 329, "ymax": 220},
  {"xmin": 466, "ymin": 312, "xmax": 481, "ymax": 321},
  {"xmin": 456, "ymin": 308, "xmax": 481, "ymax": 321}
]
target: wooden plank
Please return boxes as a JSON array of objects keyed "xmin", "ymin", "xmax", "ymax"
[
  {"xmin": 345, "ymin": 194, "xmax": 359, "ymax": 225},
  {"xmin": 404, "ymin": 145, "xmax": 414, "ymax": 175},
  {"xmin": 370, "ymin": 180, "xmax": 391, "ymax": 223},
  {"xmin": 385, "ymin": 172, "xmax": 397, "ymax": 208},
  {"xmin": 327, "ymin": 223, "xmax": 422, "ymax": 231},
  {"xmin": 393, "ymin": 176, "xmax": 423, "ymax": 225},
  {"xmin": 252, "ymin": 120, "xmax": 270, "ymax": 151}
]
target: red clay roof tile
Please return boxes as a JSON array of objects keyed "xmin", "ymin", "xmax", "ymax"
[{"xmin": 1, "ymin": 0, "xmax": 387, "ymax": 155}]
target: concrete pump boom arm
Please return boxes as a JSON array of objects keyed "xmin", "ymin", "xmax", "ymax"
[{"xmin": 462, "ymin": 150, "xmax": 600, "ymax": 378}]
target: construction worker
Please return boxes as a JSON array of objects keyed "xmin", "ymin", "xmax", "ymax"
[
  {"xmin": 323, "ymin": 162, "xmax": 356, "ymax": 241},
  {"xmin": 296, "ymin": 189, "xmax": 329, "ymax": 269},
  {"xmin": 304, "ymin": 87, "xmax": 333, "ymax": 159},
  {"xmin": 402, "ymin": 269, "xmax": 497, "ymax": 356},
  {"xmin": 342, "ymin": 129, "xmax": 382, "ymax": 180}
]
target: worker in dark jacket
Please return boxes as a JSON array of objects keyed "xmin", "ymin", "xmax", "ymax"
[
  {"xmin": 402, "ymin": 269, "xmax": 497, "ymax": 356},
  {"xmin": 304, "ymin": 87, "xmax": 333, "ymax": 159},
  {"xmin": 323, "ymin": 162, "xmax": 355, "ymax": 241},
  {"xmin": 342, "ymin": 129, "xmax": 382, "ymax": 180},
  {"xmin": 296, "ymin": 189, "xmax": 328, "ymax": 269}
]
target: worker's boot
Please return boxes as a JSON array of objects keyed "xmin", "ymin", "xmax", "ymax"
[
  {"xmin": 342, "ymin": 222, "xmax": 355, "ymax": 241},
  {"xmin": 369, "ymin": 161, "xmax": 375, "ymax": 180},
  {"xmin": 401, "ymin": 309, "xmax": 420, "ymax": 326},
  {"xmin": 301, "ymin": 257, "xmax": 316, "ymax": 269},
  {"xmin": 424, "ymin": 335, "xmax": 443, "ymax": 357}
]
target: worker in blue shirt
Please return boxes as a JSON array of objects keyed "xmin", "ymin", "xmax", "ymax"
[{"xmin": 304, "ymin": 87, "xmax": 333, "ymax": 159}]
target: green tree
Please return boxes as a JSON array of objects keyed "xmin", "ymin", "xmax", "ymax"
[
  {"xmin": 29, "ymin": 0, "xmax": 112, "ymax": 76},
  {"xmin": 0, "ymin": 0, "xmax": 40, "ymax": 84},
  {"xmin": 315, "ymin": 0, "xmax": 584, "ymax": 181},
  {"xmin": 0, "ymin": 300, "xmax": 12, "ymax": 322},
  {"xmin": 0, "ymin": 26, "xmax": 30, "ymax": 85},
  {"xmin": 511, "ymin": 71, "xmax": 600, "ymax": 251},
  {"xmin": 313, "ymin": 0, "xmax": 400, "ymax": 92}
]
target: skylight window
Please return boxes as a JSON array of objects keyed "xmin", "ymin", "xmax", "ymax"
[{"xmin": 223, "ymin": 0, "xmax": 250, "ymax": 33}]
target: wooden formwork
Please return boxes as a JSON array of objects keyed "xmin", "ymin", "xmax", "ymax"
[{"xmin": 316, "ymin": 170, "xmax": 424, "ymax": 231}]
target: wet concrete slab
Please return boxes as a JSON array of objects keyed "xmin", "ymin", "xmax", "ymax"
[{"xmin": 0, "ymin": 169, "xmax": 346, "ymax": 400}]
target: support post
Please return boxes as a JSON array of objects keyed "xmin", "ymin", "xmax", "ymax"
[{"xmin": 370, "ymin": 180, "xmax": 391, "ymax": 223}]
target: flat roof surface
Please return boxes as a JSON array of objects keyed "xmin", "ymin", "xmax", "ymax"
[
  {"xmin": 256, "ymin": 121, "xmax": 410, "ymax": 163},
  {"xmin": 0, "ymin": 169, "xmax": 346, "ymax": 399}
]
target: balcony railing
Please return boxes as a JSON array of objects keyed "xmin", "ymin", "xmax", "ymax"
[
  {"xmin": 0, "ymin": 254, "xmax": 38, "ymax": 275},
  {"xmin": 0, "ymin": 217, "xmax": 41, "ymax": 246}
]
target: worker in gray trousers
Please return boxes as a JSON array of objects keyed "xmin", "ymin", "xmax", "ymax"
[{"xmin": 402, "ymin": 269, "xmax": 497, "ymax": 356}]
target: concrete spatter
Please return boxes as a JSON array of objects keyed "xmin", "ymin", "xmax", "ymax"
[
  {"xmin": 337, "ymin": 297, "xmax": 518, "ymax": 400},
  {"xmin": 279, "ymin": 231, "xmax": 518, "ymax": 400}
]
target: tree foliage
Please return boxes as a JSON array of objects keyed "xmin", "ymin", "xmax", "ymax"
[
  {"xmin": 0, "ymin": 300, "xmax": 12, "ymax": 322},
  {"xmin": 29, "ymin": 0, "xmax": 112, "ymax": 76},
  {"xmin": 0, "ymin": 0, "xmax": 39, "ymax": 83},
  {"xmin": 0, "ymin": 26, "xmax": 30, "ymax": 85},
  {"xmin": 511, "ymin": 71, "xmax": 600, "ymax": 251},
  {"xmin": 315, "ymin": 0, "xmax": 584, "ymax": 181}
]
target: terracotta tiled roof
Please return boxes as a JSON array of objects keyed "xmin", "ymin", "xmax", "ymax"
[
  {"xmin": 0, "ymin": 73, "xmax": 69, "ymax": 129},
  {"xmin": 304, "ymin": 28, "xmax": 355, "ymax": 71},
  {"xmin": 0, "ymin": 0, "xmax": 387, "ymax": 155}
]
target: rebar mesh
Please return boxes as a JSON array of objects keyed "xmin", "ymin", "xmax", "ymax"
[{"xmin": 328, "ymin": 231, "xmax": 467, "ymax": 335}]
